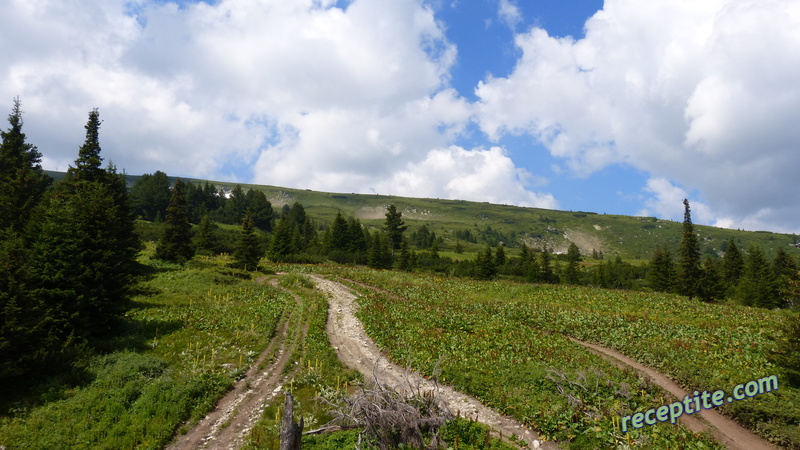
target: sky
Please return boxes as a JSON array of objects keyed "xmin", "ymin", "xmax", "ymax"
[{"xmin": 2, "ymin": 0, "xmax": 800, "ymax": 234}]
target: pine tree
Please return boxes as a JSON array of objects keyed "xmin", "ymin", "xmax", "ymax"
[
  {"xmin": 245, "ymin": 189, "xmax": 273, "ymax": 232},
  {"xmin": 68, "ymin": 108, "xmax": 104, "ymax": 183},
  {"xmin": 678, "ymin": 199, "xmax": 701, "ymax": 299},
  {"xmin": 383, "ymin": 204, "xmax": 408, "ymax": 250},
  {"xmin": 769, "ymin": 309, "xmax": 800, "ymax": 387},
  {"xmin": 0, "ymin": 98, "xmax": 52, "ymax": 231},
  {"xmin": 129, "ymin": 171, "xmax": 171, "ymax": 221},
  {"xmin": 564, "ymin": 243, "xmax": 582, "ymax": 285},
  {"xmin": 368, "ymin": 231, "xmax": 392, "ymax": 269},
  {"xmin": 774, "ymin": 248, "xmax": 799, "ymax": 307},
  {"xmin": 738, "ymin": 244, "xmax": 780, "ymax": 308},
  {"xmin": 396, "ymin": 238, "xmax": 411, "ymax": 271},
  {"xmin": 475, "ymin": 245, "xmax": 497, "ymax": 280},
  {"xmin": 722, "ymin": 238, "xmax": 745, "ymax": 293},
  {"xmin": 269, "ymin": 214, "xmax": 300, "ymax": 262},
  {"xmin": 698, "ymin": 256, "xmax": 724, "ymax": 302},
  {"xmin": 540, "ymin": 248, "xmax": 557, "ymax": 283},
  {"xmin": 647, "ymin": 244, "xmax": 675, "ymax": 293},
  {"xmin": 155, "ymin": 180, "xmax": 195, "ymax": 263},
  {"xmin": 347, "ymin": 217, "xmax": 368, "ymax": 254},
  {"xmin": 495, "ymin": 244, "xmax": 507, "ymax": 267},
  {"xmin": 327, "ymin": 212, "xmax": 350, "ymax": 253},
  {"xmin": 193, "ymin": 212, "xmax": 217, "ymax": 255},
  {"xmin": 233, "ymin": 213, "xmax": 263, "ymax": 270}
]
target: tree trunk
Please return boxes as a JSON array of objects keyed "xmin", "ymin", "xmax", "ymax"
[{"xmin": 280, "ymin": 392, "xmax": 304, "ymax": 450}]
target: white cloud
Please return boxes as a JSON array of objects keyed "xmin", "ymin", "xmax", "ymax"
[
  {"xmin": 476, "ymin": 0, "xmax": 800, "ymax": 232},
  {"xmin": 389, "ymin": 146, "xmax": 558, "ymax": 208},
  {"xmin": 0, "ymin": 0, "xmax": 554, "ymax": 209},
  {"xmin": 497, "ymin": 0, "xmax": 522, "ymax": 30}
]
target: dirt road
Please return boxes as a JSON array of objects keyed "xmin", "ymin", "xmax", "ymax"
[
  {"xmin": 312, "ymin": 274, "xmax": 552, "ymax": 449},
  {"xmin": 168, "ymin": 277, "xmax": 302, "ymax": 450}
]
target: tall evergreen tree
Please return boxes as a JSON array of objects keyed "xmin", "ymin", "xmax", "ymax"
[
  {"xmin": 245, "ymin": 189, "xmax": 273, "ymax": 231},
  {"xmin": 155, "ymin": 180, "xmax": 194, "ymax": 263},
  {"xmin": 738, "ymin": 244, "xmax": 780, "ymax": 308},
  {"xmin": 193, "ymin": 213, "xmax": 218, "ymax": 255},
  {"xmin": 475, "ymin": 245, "xmax": 497, "ymax": 280},
  {"xmin": 129, "ymin": 171, "xmax": 171, "ymax": 221},
  {"xmin": 770, "ymin": 309, "xmax": 800, "ymax": 387},
  {"xmin": 564, "ymin": 243, "xmax": 582, "ymax": 285},
  {"xmin": 0, "ymin": 98, "xmax": 51, "ymax": 231},
  {"xmin": 540, "ymin": 248, "xmax": 557, "ymax": 283},
  {"xmin": 233, "ymin": 212, "xmax": 263, "ymax": 270},
  {"xmin": 368, "ymin": 231, "xmax": 392, "ymax": 269},
  {"xmin": 698, "ymin": 256, "xmax": 724, "ymax": 302},
  {"xmin": 722, "ymin": 238, "xmax": 745, "ymax": 292},
  {"xmin": 383, "ymin": 204, "xmax": 407, "ymax": 250},
  {"xmin": 396, "ymin": 238, "xmax": 411, "ymax": 271},
  {"xmin": 677, "ymin": 199, "xmax": 701, "ymax": 299},
  {"xmin": 495, "ymin": 244, "xmax": 507, "ymax": 267},
  {"xmin": 326, "ymin": 212, "xmax": 350, "ymax": 253},
  {"xmin": 347, "ymin": 217, "xmax": 368, "ymax": 254},
  {"xmin": 269, "ymin": 214, "xmax": 300, "ymax": 262},
  {"xmin": 67, "ymin": 108, "xmax": 104, "ymax": 183},
  {"xmin": 647, "ymin": 244, "xmax": 675, "ymax": 293}
]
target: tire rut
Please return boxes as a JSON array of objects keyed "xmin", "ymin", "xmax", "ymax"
[
  {"xmin": 168, "ymin": 276, "xmax": 304, "ymax": 450},
  {"xmin": 311, "ymin": 274, "xmax": 552, "ymax": 449}
]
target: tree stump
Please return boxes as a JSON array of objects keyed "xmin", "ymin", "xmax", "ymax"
[{"xmin": 280, "ymin": 392, "xmax": 304, "ymax": 450}]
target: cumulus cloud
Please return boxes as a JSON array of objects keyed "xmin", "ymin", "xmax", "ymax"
[
  {"xmin": 497, "ymin": 0, "xmax": 522, "ymax": 30},
  {"xmin": 389, "ymin": 146, "xmax": 558, "ymax": 208},
  {"xmin": 0, "ymin": 0, "xmax": 554, "ymax": 208},
  {"xmin": 476, "ymin": 0, "xmax": 800, "ymax": 232}
]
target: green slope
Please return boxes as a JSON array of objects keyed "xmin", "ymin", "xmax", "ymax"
[{"xmin": 47, "ymin": 170, "xmax": 800, "ymax": 260}]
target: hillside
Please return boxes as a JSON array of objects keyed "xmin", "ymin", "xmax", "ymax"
[{"xmin": 47, "ymin": 170, "xmax": 800, "ymax": 260}]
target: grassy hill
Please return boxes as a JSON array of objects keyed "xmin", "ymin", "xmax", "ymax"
[{"xmin": 48, "ymin": 170, "xmax": 800, "ymax": 261}]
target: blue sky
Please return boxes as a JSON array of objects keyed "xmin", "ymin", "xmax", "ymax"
[{"xmin": 2, "ymin": 0, "xmax": 800, "ymax": 233}]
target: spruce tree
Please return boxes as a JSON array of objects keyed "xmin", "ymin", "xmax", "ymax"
[
  {"xmin": 68, "ymin": 108, "xmax": 104, "ymax": 183},
  {"xmin": 540, "ymin": 248, "xmax": 557, "ymax": 283},
  {"xmin": 564, "ymin": 243, "xmax": 582, "ymax": 285},
  {"xmin": 678, "ymin": 199, "xmax": 701, "ymax": 299},
  {"xmin": 647, "ymin": 244, "xmax": 675, "ymax": 293},
  {"xmin": 738, "ymin": 244, "xmax": 780, "ymax": 308},
  {"xmin": 495, "ymin": 244, "xmax": 507, "ymax": 267},
  {"xmin": 327, "ymin": 212, "xmax": 350, "ymax": 253},
  {"xmin": 698, "ymin": 256, "xmax": 724, "ymax": 302},
  {"xmin": 129, "ymin": 171, "xmax": 171, "ymax": 221},
  {"xmin": 269, "ymin": 214, "xmax": 300, "ymax": 262},
  {"xmin": 770, "ymin": 309, "xmax": 800, "ymax": 387},
  {"xmin": 383, "ymin": 204, "xmax": 408, "ymax": 250},
  {"xmin": 156, "ymin": 180, "xmax": 195, "ymax": 263},
  {"xmin": 368, "ymin": 231, "xmax": 392, "ymax": 269},
  {"xmin": 245, "ymin": 189, "xmax": 273, "ymax": 231},
  {"xmin": 193, "ymin": 212, "xmax": 217, "ymax": 255},
  {"xmin": 722, "ymin": 238, "xmax": 744, "ymax": 293},
  {"xmin": 0, "ymin": 98, "xmax": 52, "ymax": 231},
  {"xmin": 397, "ymin": 238, "xmax": 411, "ymax": 271},
  {"xmin": 475, "ymin": 245, "xmax": 497, "ymax": 280},
  {"xmin": 233, "ymin": 212, "xmax": 263, "ymax": 270}
]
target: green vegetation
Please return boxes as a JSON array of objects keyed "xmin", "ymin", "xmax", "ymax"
[
  {"xmin": 0, "ymin": 251, "xmax": 291, "ymax": 448},
  {"xmin": 326, "ymin": 266, "xmax": 799, "ymax": 448}
]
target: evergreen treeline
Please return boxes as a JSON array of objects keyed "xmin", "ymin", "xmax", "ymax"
[{"xmin": 1, "ymin": 102, "xmax": 139, "ymax": 380}]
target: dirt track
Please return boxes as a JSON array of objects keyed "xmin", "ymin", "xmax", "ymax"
[
  {"xmin": 168, "ymin": 277, "xmax": 302, "ymax": 450},
  {"xmin": 312, "ymin": 274, "xmax": 552, "ymax": 449},
  {"xmin": 323, "ymin": 275, "xmax": 778, "ymax": 450}
]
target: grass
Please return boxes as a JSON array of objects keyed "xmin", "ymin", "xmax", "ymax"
[
  {"xmin": 325, "ymin": 266, "xmax": 799, "ymax": 448},
  {"xmin": 0, "ymin": 249, "xmax": 291, "ymax": 449}
]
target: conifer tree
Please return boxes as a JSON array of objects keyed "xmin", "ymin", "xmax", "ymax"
[
  {"xmin": 678, "ymin": 199, "xmax": 701, "ymax": 299},
  {"xmin": 245, "ymin": 189, "xmax": 273, "ymax": 231},
  {"xmin": 368, "ymin": 231, "xmax": 392, "ymax": 269},
  {"xmin": 722, "ymin": 238, "xmax": 745, "ymax": 292},
  {"xmin": 0, "ymin": 98, "xmax": 51, "ymax": 231},
  {"xmin": 397, "ymin": 238, "xmax": 411, "ymax": 271},
  {"xmin": 564, "ymin": 243, "xmax": 582, "ymax": 284},
  {"xmin": 383, "ymin": 204, "xmax": 407, "ymax": 250},
  {"xmin": 770, "ymin": 309, "xmax": 800, "ymax": 387},
  {"xmin": 269, "ymin": 214, "xmax": 300, "ymax": 262},
  {"xmin": 738, "ymin": 244, "xmax": 780, "ymax": 308},
  {"xmin": 327, "ymin": 212, "xmax": 350, "ymax": 253},
  {"xmin": 193, "ymin": 212, "xmax": 217, "ymax": 255},
  {"xmin": 129, "ymin": 171, "xmax": 171, "ymax": 221},
  {"xmin": 647, "ymin": 244, "xmax": 675, "ymax": 293},
  {"xmin": 233, "ymin": 212, "xmax": 263, "ymax": 270},
  {"xmin": 68, "ymin": 108, "xmax": 104, "ymax": 183},
  {"xmin": 347, "ymin": 217, "xmax": 368, "ymax": 254},
  {"xmin": 155, "ymin": 180, "xmax": 195, "ymax": 263},
  {"xmin": 475, "ymin": 245, "xmax": 497, "ymax": 280},
  {"xmin": 698, "ymin": 256, "xmax": 724, "ymax": 302},
  {"xmin": 495, "ymin": 244, "xmax": 507, "ymax": 267},
  {"xmin": 540, "ymin": 247, "xmax": 557, "ymax": 283}
]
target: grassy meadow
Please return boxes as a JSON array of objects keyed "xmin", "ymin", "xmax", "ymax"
[{"xmin": 322, "ymin": 266, "xmax": 799, "ymax": 449}]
